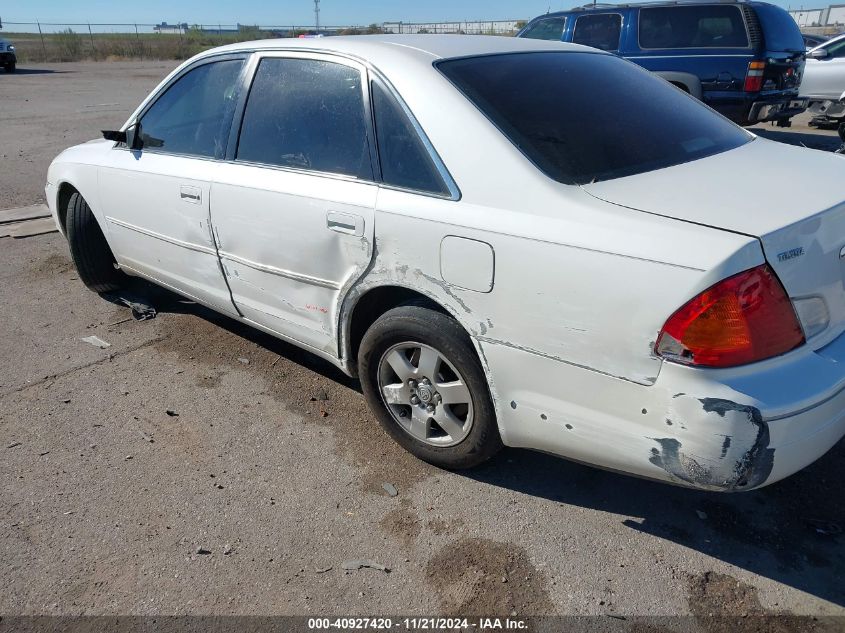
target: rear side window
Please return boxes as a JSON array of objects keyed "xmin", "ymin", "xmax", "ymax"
[
  {"xmin": 520, "ymin": 17, "xmax": 567, "ymax": 41},
  {"xmin": 371, "ymin": 80, "xmax": 449, "ymax": 196},
  {"xmin": 437, "ymin": 52, "xmax": 751, "ymax": 185},
  {"xmin": 639, "ymin": 5, "xmax": 749, "ymax": 49},
  {"xmin": 236, "ymin": 57, "xmax": 372, "ymax": 179},
  {"xmin": 572, "ymin": 14, "xmax": 622, "ymax": 51},
  {"xmin": 139, "ymin": 59, "xmax": 244, "ymax": 158}
]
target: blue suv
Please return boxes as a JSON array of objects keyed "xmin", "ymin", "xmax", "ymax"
[{"xmin": 518, "ymin": 1, "xmax": 807, "ymax": 126}]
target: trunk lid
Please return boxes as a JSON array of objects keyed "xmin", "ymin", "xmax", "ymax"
[{"xmin": 582, "ymin": 138, "xmax": 845, "ymax": 343}]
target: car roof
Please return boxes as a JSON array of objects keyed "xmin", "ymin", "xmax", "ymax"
[
  {"xmin": 203, "ymin": 34, "xmax": 595, "ymax": 66},
  {"xmin": 531, "ymin": 0, "xmax": 759, "ymax": 17}
]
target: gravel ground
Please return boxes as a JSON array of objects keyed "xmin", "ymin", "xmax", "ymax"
[{"xmin": 1, "ymin": 61, "xmax": 844, "ymax": 625}]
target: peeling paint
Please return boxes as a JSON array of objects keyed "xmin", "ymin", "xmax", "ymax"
[
  {"xmin": 564, "ymin": 424, "xmax": 573, "ymax": 430},
  {"xmin": 510, "ymin": 401, "xmax": 517, "ymax": 410},
  {"xmin": 649, "ymin": 398, "xmax": 774, "ymax": 491}
]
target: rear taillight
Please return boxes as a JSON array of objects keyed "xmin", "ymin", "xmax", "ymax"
[
  {"xmin": 655, "ymin": 264, "xmax": 804, "ymax": 368},
  {"xmin": 744, "ymin": 61, "xmax": 766, "ymax": 92}
]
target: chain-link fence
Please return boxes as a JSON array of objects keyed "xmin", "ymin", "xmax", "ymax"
[{"xmin": 0, "ymin": 20, "xmax": 527, "ymax": 63}]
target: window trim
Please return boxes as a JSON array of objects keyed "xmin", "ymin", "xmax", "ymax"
[
  {"xmin": 636, "ymin": 4, "xmax": 752, "ymax": 51},
  {"xmin": 572, "ymin": 12, "xmax": 625, "ymax": 53},
  {"xmin": 118, "ymin": 52, "xmax": 250, "ymax": 161},
  {"xmin": 519, "ymin": 15, "xmax": 568, "ymax": 41}
]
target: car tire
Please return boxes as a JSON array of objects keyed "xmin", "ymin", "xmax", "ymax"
[
  {"xmin": 65, "ymin": 192, "xmax": 125, "ymax": 293},
  {"xmin": 4, "ymin": 62, "xmax": 14, "ymax": 73},
  {"xmin": 359, "ymin": 303, "xmax": 503, "ymax": 469}
]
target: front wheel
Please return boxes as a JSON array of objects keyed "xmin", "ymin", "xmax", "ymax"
[
  {"xmin": 65, "ymin": 192, "xmax": 125, "ymax": 293},
  {"xmin": 4, "ymin": 62, "xmax": 15, "ymax": 73},
  {"xmin": 358, "ymin": 304, "xmax": 502, "ymax": 469}
]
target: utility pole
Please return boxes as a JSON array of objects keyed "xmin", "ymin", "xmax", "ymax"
[{"xmin": 314, "ymin": 0, "xmax": 321, "ymax": 32}]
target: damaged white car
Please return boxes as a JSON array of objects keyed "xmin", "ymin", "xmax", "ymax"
[{"xmin": 46, "ymin": 36, "xmax": 845, "ymax": 491}]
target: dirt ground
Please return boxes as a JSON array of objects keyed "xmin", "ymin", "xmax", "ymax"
[{"xmin": 1, "ymin": 61, "xmax": 845, "ymax": 626}]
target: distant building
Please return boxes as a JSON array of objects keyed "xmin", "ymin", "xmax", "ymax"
[
  {"xmin": 381, "ymin": 20, "xmax": 523, "ymax": 35},
  {"xmin": 153, "ymin": 22, "xmax": 189, "ymax": 34},
  {"xmin": 789, "ymin": 4, "xmax": 845, "ymax": 28}
]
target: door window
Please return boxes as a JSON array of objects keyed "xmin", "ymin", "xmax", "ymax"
[
  {"xmin": 236, "ymin": 57, "xmax": 372, "ymax": 179},
  {"xmin": 573, "ymin": 14, "xmax": 623, "ymax": 51},
  {"xmin": 138, "ymin": 59, "xmax": 244, "ymax": 158},
  {"xmin": 520, "ymin": 17, "xmax": 567, "ymax": 41},
  {"xmin": 639, "ymin": 6, "xmax": 749, "ymax": 49},
  {"xmin": 371, "ymin": 80, "xmax": 449, "ymax": 196},
  {"xmin": 823, "ymin": 37, "xmax": 845, "ymax": 58}
]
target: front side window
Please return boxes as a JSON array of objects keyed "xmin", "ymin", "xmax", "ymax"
[
  {"xmin": 236, "ymin": 57, "xmax": 372, "ymax": 179},
  {"xmin": 371, "ymin": 80, "xmax": 449, "ymax": 196},
  {"xmin": 639, "ymin": 6, "xmax": 749, "ymax": 49},
  {"xmin": 437, "ymin": 52, "xmax": 751, "ymax": 185},
  {"xmin": 520, "ymin": 17, "xmax": 567, "ymax": 41},
  {"xmin": 138, "ymin": 59, "xmax": 244, "ymax": 158},
  {"xmin": 823, "ymin": 36, "xmax": 845, "ymax": 58},
  {"xmin": 572, "ymin": 14, "xmax": 622, "ymax": 51}
]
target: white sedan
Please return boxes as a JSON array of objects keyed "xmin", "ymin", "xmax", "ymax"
[
  {"xmin": 801, "ymin": 33, "xmax": 845, "ymax": 125},
  {"xmin": 46, "ymin": 35, "xmax": 845, "ymax": 491}
]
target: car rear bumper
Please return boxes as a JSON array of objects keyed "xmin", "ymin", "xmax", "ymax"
[
  {"xmin": 748, "ymin": 97, "xmax": 808, "ymax": 122},
  {"xmin": 479, "ymin": 329, "xmax": 845, "ymax": 492}
]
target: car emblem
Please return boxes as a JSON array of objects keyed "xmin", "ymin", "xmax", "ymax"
[{"xmin": 777, "ymin": 247, "xmax": 804, "ymax": 262}]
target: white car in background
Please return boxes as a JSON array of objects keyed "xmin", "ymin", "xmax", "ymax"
[
  {"xmin": 802, "ymin": 33, "xmax": 845, "ymax": 128},
  {"xmin": 46, "ymin": 35, "xmax": 845, "ymax": 491}
]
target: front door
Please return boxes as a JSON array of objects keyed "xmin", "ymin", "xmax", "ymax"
[
  {"xmin": 99, "ymin": 56, "xmax": 246, "ymax": 315},
  {"xmin": 210, "ymin": 53, "xmax": 378, "ymax": 354}
]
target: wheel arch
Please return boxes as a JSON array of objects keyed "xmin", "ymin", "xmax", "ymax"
[
  {"xmin": 339, "ymin": 281, "xmax": 509, "ymax": 442},
  {"xmin": 341, "ymin": 284, "xmax": 455, "ymax": 373},
  {"xmin": 56, "ymin": 181, "xmax": 80, "ymax": 235}
]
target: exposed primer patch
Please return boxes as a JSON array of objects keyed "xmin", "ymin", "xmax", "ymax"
[
  {"xmin": 425, "ymin": 538, "xmax": 554, "ymax": 616},
  {"xmin": 649, "ymin": 397, "xmax": 774, "ymax": 491}
]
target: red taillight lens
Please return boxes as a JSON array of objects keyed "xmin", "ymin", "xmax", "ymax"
[
  {"xmin": 744, "ymin": 61, "xmax": 766, "ymax": 92},
  {"xmin": 656, "ymin": 264, "xmax": 804, "ymax": 368}
]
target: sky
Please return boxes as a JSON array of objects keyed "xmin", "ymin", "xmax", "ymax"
[{"xmin": 2, "ymin": 0, "xmax": 798, "ymax": 27}]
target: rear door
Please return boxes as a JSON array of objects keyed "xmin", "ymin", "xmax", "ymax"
[{"xmin": 210, "ymin": 52, "xmax": 378, "ymax": 355}]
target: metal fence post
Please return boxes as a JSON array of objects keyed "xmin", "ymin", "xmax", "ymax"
[
  {"xmin": 134, "ymin": 23, "xmax": 139, "ymax": 39},
  {"xmin": 37, "ymin": 21, "xmax": 47, "ymax": 60},
  {"xmin": 88, "ymin": 23, "xmax": 95, "ymax": 56}
]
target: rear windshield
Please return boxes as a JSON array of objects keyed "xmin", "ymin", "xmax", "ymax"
[
  {"xmin": 437, "ymin": 52, "xmax": 751, "ymax": 185},
  {"xmin": 639, "ymin": 5, "xmax": 750, "ymax": 48}
]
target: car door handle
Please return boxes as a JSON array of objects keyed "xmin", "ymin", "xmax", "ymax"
[
  {"xmin": 180, "ymin": 186, "xmax": 202, "ymax": 203},
  {"xmin": 327, "ymin": 211, "xmax": 364, "ymax": 237}
]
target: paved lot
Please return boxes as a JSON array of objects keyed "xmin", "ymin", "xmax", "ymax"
[{"xmin": 1, "ymin": 61, "xmax": 844, "ymax": 623}]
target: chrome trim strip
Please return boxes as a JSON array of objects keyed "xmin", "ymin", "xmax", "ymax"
[
  {"xmin": 217, "ymin": 250, "xmax": 341, "ymax": 290},
  {"xmin": 105, "ymin": 216, "xmax": 217, "ymax": 256}
]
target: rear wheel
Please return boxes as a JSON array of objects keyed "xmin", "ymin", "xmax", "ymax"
[
  {"xmin": 65, "ymin": 192, "xmax": 125, "ymax": 293},
  {"xmin": 359, "ymin": 304, "xmax": 502, "ymax": 469}
]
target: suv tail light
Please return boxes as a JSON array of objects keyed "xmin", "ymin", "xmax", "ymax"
[
  {"xmin": 744, "ymin": 61, "xmax": 766, "ymax": 92},
  {"xmin": 655, "ymin": 264, "xmax": 804, "ymax": 368}
]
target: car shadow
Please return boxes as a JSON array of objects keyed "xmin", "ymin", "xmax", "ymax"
[
  {"xmin": 752, "ymin": 126, "xmax": 842, "ymax": 151},
  {"xmin": 121, "ymin": 281, "xmax": 845, "ymax": 607},
  {"xmin": 5, "ymin": 68, "xmax": 66, "ymax": 75},
  {"xmin": 465, "ymin": 439, "xmax": 845, "ymax": 607},
  {"xmin": 132, "ymin": 280, "xmax": 359, "ymax": 390}
]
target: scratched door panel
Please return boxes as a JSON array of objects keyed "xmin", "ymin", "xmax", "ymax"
[{"xmin": 210, "ymin": 164, "xmax": 377, "ymax": 355}]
